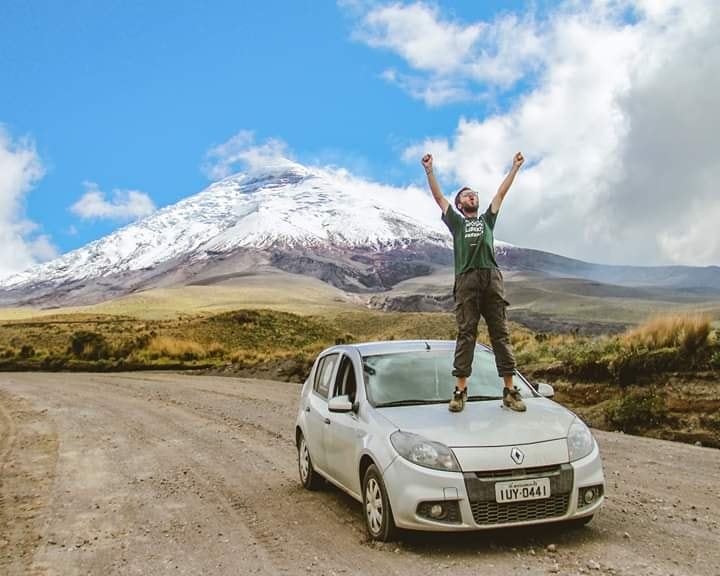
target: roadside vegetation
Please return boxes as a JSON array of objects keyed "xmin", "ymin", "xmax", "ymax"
[{"xmin": 0, "ymin": 309, "xmax": 718, "ymax": 446}]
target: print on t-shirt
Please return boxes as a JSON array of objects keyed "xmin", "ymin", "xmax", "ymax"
[{"xmin": 464, "ymin": 218, "xmax": 485, "ymax": 246}]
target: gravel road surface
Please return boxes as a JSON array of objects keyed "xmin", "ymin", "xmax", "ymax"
[{"xmin": 0, "ymin": 372, "xmax": 718, "ymax": 576}]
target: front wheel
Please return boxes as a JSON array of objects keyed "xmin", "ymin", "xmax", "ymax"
[
  {"xmin": 297, "ymin": 433, "xmax": 323, "ymax": 490},
  {"xmin": 362, "ymin": 463, "xmax": 397, "ymax": 542}
]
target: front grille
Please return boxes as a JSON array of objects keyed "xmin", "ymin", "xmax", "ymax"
[
  {"xmin": 463, "ymin": 463, "xmax": 573, "ymax": 526},
  {"xmin": 473, "ymin": 464, "xmax": 562, "ymax": 479},
  {"xmin": 470, "ymin": 494, "xmax": 570, "ymax": 525}
]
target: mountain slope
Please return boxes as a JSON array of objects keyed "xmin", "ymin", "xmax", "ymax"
[
  {"xmin": 0, "ymin": 160, "xmax": 458, "ymax": 306},
  {"xmin": 1, "ymin": 158, "xmax": 718, "ymax": 310}
]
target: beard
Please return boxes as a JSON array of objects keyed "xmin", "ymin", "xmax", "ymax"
[{"xmin": 460, "ymin": 201, "xmax": 478, "ymax": 214}]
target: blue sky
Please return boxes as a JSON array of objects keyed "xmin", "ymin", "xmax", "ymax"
[
  {"xmin": 1, "ymin": 0, "xmax": 718, "ymax": 272},
  {"xmin": 2, "ymin": 1, "xmax": 527, "ymax": 254}
]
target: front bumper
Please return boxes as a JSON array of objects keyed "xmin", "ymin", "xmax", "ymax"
[{"xmin": 383, "ymin": 442, "xmax": 605, "ymax": 531}]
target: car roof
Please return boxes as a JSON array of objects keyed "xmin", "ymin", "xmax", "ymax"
[{"xmin": 324, "ymin": 339, "xmax": 493, "ymax": 357}]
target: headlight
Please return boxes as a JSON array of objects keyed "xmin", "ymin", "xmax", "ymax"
[
  {"xmin": 567, "ymin": 418, "xmax": 595, "ymax": 462},
  {"xmin": 390, "ymin": 431, "xmax": 460, "ymax": 472}
]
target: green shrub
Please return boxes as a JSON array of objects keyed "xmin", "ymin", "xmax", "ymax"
[
  {"xmin": 41, "ymin": 355, "xmax": 68, "ymax": 370},
  {"xmin": 699, "ymin": 413, "xmax": 720, "ymax": 431},
  {"xmin": 334, "ymin": 332, "xmax": 355, "ymax": 345},
  {"xmin": 605, "ymin": 389, "xmax": 667, "ymax": 433},
  {"xmin": 555, "ymin": 339, "xmax": 614, "ymax": 381},
  {"xmin": 113, "ymin": 333, "xmax": 152, "ymax": 358},
  {"xmin": 710, "ymin": 350, "xmax": 720, "ymax": 371},
  {"xmin": 19, "ymin": 344, "xmax": 35, "ymax": 358},
  {"xmin": 69, "ymin": 331, "xmax": 111, "ymax": 360},
  {"xmin": 608, "ymin": 347, "xmax": 681, "ymax": 386}
]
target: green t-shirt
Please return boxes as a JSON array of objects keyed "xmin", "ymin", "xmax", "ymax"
[{"xmin": 441, "ymin": 203, "xmax": 499, "ymax": 275}]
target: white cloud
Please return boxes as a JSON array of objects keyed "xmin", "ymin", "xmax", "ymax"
[
  {"xmin": 0, "ymin": 126, "xmax": 58, "ymax": 279},
  {"xmin": 70, "ymin": 182, "xmax": 156, "ymax": 221},
  {"xmin": 351, "ymin": 2, "xmax": 543, "ymax": 105},
  {"xmin": 352, "ymin": 0, "xmax": 720, "ymax": 265},
  {"xmin": 359, "ymin": 3, "xmax": 484, "ymax": 75},
  {"xmin": 202, "ymin": 130, "xmax": 294, "ymax": 180},
  {"xmin": 320, "ymin": 164, "xmax": 443, "ymax": 231}
]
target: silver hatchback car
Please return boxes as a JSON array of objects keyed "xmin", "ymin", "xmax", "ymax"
[{"xmin": 295, "ymin": 340, "xmax": 605, "ymax": 541}]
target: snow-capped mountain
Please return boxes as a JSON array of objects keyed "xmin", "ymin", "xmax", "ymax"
[
  {"xmin": 0, "ymin": 159, "xmax": 467, "ymax": 304},
  {"xmin": 2, "ymin": 157, "xmax": 717, "ymax": 309}
]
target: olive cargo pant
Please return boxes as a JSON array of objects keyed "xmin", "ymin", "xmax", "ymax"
[{"xmin": 452, "ymin": 267, "xmax": 516, "ymax": 378}]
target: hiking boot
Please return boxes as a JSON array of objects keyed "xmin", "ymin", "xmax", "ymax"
[
  {"xmin": 449, "ymin": 387, "xmax": 467, "ymax": 412},
  {"xmin": 503, "ymin": 386, "xmax": 527, "ymax": 412}
]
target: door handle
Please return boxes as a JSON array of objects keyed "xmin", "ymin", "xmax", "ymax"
[{"xmin": 324, "ymin": 418, "xmax": 331, "ymax": 425}]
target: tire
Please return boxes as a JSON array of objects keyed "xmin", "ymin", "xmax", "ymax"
[
  {"xmin": 297, "ymin": 433, "xmax": 323, "ymax": 490},
  {"xmin": 362, "ymin": 463, "xmax": 397, "ymax": 542}
]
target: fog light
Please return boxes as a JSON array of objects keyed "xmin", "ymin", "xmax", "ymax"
[
  {"xmin": 578, "ymin": 485, "xmax": 603, "ymax": 509},
  {"xmin": 417, "ymin": 500, "xmax": 461, "ymax": 523}
]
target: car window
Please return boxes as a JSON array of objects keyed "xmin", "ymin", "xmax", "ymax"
[
  {"xmin": 362, "ymin": 348, "xmax": 532, "ymax": 406},
  {"xmin": 333, "ymin": 355, "xmax": 357, "ymax": 402},
  {"xmin": 314, "ymin": 353, "xmax": 338, "ymax": 399}
]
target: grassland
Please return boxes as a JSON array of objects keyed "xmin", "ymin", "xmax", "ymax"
[
  {"xmin": 381, "ymin": 270, "xmax": 720, "ymax": 339},
  {"xmin": 0, "ymin": 273, "xmax": 361, "ymax": 321},
  {"xmin": 0, "ymin": 304, "xmax": 718, "ymax": 447}
]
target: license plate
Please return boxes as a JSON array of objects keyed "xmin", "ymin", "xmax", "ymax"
[{"xmin": 495, "ymin": 477, "xmax": 551, "ymax": 503}]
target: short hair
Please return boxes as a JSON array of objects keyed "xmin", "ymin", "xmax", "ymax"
[{"xmin": 454, "ymin": 186, "xmax": 473, "ymax": 211}]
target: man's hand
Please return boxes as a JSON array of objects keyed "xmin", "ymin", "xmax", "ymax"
[
  {"xmin": 492, "ymin": 151, "xmax": 524, "ymax": 214},
  {"xmin": 421, "ymin": 153, "xmax": 433, "ymax": 173},
  {"xmin": 422, "ymin": 153, "xmax": 449, "ymax": 213},
  {"xmin": 512, "ymin": 152, "xmax": 524, "ymax": 170}
]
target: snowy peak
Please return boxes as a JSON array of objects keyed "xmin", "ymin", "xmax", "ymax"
[{"xmin": 1, "ymin": 160, "xmax": 452, "ymax": 290}]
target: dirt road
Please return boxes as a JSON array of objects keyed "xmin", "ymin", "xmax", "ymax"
[{"xmin": 0, "ymin": 373, "xmax": 718, "ymax": 576}]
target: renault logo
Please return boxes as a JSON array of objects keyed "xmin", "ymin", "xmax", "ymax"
[{"xmin": 510, "ymin": 447, "xmax": 524, "ymax": 465}]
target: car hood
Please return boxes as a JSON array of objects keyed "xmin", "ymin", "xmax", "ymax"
[{"xmin": 377, "ymin": 398, "xmax": 575, "ymax": 447}]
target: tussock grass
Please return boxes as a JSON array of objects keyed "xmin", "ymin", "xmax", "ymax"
[
  {"xmin": 623, "ymin": 313, "xmax": 711, "ymax": 352},
  {"xmin": 146, "ymin": 336, "xmax": 209, "ymax": 360}
]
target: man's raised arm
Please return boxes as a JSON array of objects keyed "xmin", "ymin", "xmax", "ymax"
[
  {"xmin": 491, "ymin": 152, "xmax": 524, "ymax": 214},
  {"xmin": 421, "ymin": 153, "xmax": 449, "ymax": 214}
]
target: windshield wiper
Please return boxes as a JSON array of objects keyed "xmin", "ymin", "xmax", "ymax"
[
  {"xmin": 467, "ymin": 395, "xmax": 503, "ymax": 401},
  {"xmin": 375, "ymin": 399, "xmax": 447, "ymax": 407}
]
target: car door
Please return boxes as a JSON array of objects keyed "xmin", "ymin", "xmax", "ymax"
[
  {"xmin": 324, "ymin": 351, "xmax": 365, "ymax": 496},
  {"xmin": 304, "ymin": 352, "xmax": 339, "ymax": 475}
]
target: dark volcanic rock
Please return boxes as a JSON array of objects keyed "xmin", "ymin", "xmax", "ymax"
[
  {"xmin": 368, "ymin": 293, "xmax": 454, "ymax": 312},
  {"xmin": 270, "ymin": 243, "xmax": 451, "ymax": 293}
]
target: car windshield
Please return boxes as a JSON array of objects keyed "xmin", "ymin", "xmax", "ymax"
[{"xmin": 362, "ymin": 348, "xmax": 534, "ymax": 407}]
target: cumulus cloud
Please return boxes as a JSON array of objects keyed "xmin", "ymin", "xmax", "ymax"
[
  {"xmin": 317, "ymin": 163, "xmax": 444, "ymax": 231},
  {"xmin": 351, "ymin": 2, "xmax": 543, "ymax": 105},
  {"xmin": 350, "ymin": 0, "xmax": 720, "ymax": 265},
  {"xmin": 0, "ymin": 127, "xmax": 58, "ymax": 279},
  {"xmin": 202, "ymin": 130, "xmax": 294, "ymax": 180},
  {"xmin": 70, "ymin": 182, "xmax": 156, "ymax": 221}
]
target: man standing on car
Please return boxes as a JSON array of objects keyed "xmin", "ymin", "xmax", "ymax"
[{"xmin": 422, "ymin": 152, "xmax": 526, "ymax": 413}]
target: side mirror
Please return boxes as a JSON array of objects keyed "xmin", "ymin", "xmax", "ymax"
[
  {"xmin": 328, "ymin": 394, "xmax": 354, "ymax": 413},
  {"xmin": 536, "ymin": 382, "xmax": 555, "ymax": 398}
]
